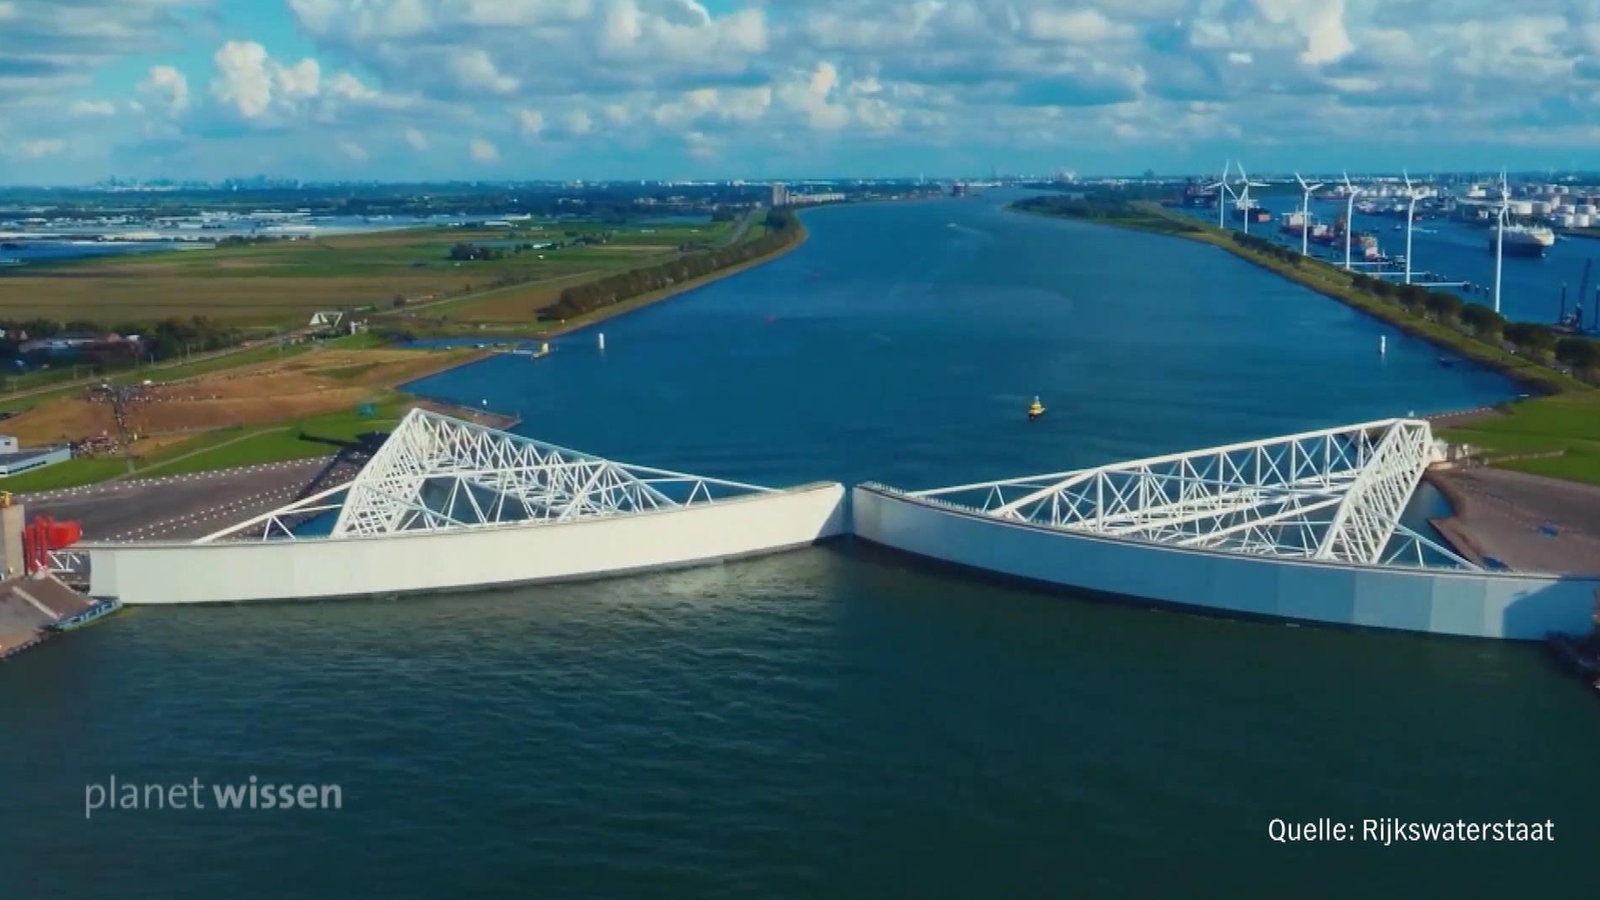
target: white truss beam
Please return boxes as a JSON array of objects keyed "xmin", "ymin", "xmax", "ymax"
[
  {"xmin": 195, "ymin": 408, "xmax": 774, "ymax": 543},
  {"xmin": 914, "ymin": 418, "xmax": 1477, "ymax": 570}
]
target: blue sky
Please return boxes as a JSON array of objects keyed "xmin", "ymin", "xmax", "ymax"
[{"xmin": 2, "ymin": 0, "xmax": 1599, "ymax": 184}]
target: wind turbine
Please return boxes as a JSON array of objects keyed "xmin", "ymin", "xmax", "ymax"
[
  {"xmin": 1341, "ymin": 171, "xmax": 1359, "ymax": 271},
  {"xmin": 1203, "ymin": 160, "xmax": 1236, "ymax": 229},
  {"xmin": 1493, "ymin": 171, "xmax": 1508, "ymax": 315},
  {"xmin": 1294, "ymin": 172, "xmax": 1324, "ymax": 257},
  {"xmin": 1401, "ymin": 170, "xmax": 1420, "ymax": 285},
  {"xmin": 1234, "ymin": 163, "xmax": 1268, "ymax": 235}
]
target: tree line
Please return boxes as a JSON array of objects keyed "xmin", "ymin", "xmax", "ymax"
[
  {"xmin": 1343, "ymin": 272, "xmax": 1599, "ymax": 370},
  {"xmin": 1012, "ymin": 193, "xmax": 1200, "ymax": 234},
  {"xmin": 0, "ymin": 315, "xmax": 244, "ymax": 366},
  {"xmin": 542, "ymin": 210, "xmax": 801, "ymax": 321}
]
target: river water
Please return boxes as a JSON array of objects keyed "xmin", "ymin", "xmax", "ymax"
[
  {"xmin": 3, "ymin": 192, "xmax": 1594, "ymax": 898},
  {"xmin": 1183, "ymin": 197, "xmax": 1600, "ymax": 326}
]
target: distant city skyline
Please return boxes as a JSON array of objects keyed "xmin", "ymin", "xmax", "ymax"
[{"xmin": 2, "ymin": 1, "xmax": 1599, "ymax": 185}]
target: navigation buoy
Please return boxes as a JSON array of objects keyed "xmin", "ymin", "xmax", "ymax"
[
  {"xmin": 597, "ymin": 332, "xmax": 606, "ymax": 350},
  {"xmin": 1379, "ymin": 335, "xmax": 1387, "ymax": 355},
  {"xmin": 481, "ymin": 399, "xmax": 488, "ymax": 407}
]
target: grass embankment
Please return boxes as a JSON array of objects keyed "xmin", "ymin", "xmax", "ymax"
[
  {"xmin": 3, "ymin": 401, "xmax": 410, "ymax": 493},
  {"xmin": 1009, "ymin": 196, "xmax": 1600, "ymax": 487},
  {"xmin": 0, "ymin": 342, "xmax": 478, "ymax": 492},
  {"xmin": 386, "ymin": 208, "xmax": 808, "ymax": 338},
  {"xmin": 538, "ymin": 214, "xmax": 809, "ymax": 338},
  {"xmin": 0, "ymin": 219, "xmax": 736, "ymax": 326},
  {"xmin": 0, "ymin": 332, "xmax": 384, "ymax": 414}
]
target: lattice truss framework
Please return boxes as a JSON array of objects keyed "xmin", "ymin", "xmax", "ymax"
[
  {"xmin": 909, "ymin": 418, "xmax": 1479, "ymax": 570},
  {"xmin": 196, "ymin": 409, "xmax": 773, "ymax": 543}
]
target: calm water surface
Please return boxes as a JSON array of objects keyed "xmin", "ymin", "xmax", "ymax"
[
  {"xmin": 1185, "ymin": 197, "xmax": 1600, "ymax": 326},
  {"xmin": 4, "ymin": 193, "xmax": 1595, "ymax": 898}
]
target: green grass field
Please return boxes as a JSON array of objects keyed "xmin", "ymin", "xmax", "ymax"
[
  {"xmin": 1439, "ymin": 392, "xmax": 1600, "ymax": 485},
  {"xmin": 0, "ymin": 219, "xmax": 733, "ymax": 326},
  {"xmin": 1, "ymin": 398, "xmax": 412, "ymax": 493}
]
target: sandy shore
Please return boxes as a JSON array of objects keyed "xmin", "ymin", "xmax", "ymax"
[{"xmin": 1426, "ymin": 467, "xmax": 1600, "ymax": 575}]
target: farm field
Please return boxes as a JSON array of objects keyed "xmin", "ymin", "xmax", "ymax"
[
  {"xmin": 0, "ymin": 219, "xmax": 733, "ymax": 326},
  {"xmin": 1, "ymin": 343, "xmax": 480, "ymax": 458}
]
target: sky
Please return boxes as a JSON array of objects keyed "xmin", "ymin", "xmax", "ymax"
[{"xmin": 2, "ymin": 0, "xmax": 1599, "ymax": 184}]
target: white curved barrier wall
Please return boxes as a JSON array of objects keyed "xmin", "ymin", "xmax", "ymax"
[
  {"xmin": 86, "ymin": 483, "xmax": 847, "ymax": 605},
  {"xmin": 853, "ymin": 485, "xmax": 1598, "ymax": 640}
]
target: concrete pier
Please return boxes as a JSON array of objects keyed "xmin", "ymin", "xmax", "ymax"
[{"xmin": 0, "ymin": 572, "xmax": 99, "ymax": 659}]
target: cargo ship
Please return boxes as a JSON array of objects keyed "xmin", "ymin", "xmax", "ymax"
[
  {"xmin": 1491, "ymin": 223, "xmax": 1556, "ymax": 257},
  {"xmin": 1303, "ymin": 216, "xmax": 1381, "ymax": 260}
]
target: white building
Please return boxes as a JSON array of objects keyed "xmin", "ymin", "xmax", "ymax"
[{"xmin": 0, "ymin": 435, "xmax": 71, "ymax": 478}]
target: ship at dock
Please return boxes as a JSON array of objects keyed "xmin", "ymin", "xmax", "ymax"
[
  {"xmin": 1288, "ymin": 214, "xmax": 1382, "ymax": 261},
  {"xmin": 1491, "ymin": 223, "xmax": 1555, "ymax": 257}
]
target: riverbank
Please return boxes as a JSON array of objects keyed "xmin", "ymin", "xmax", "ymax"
[
  {"xmin": 541, "ymin": 217, "xmax": 809, "ymax": 339},
  {"xmin": 394, "ymin": 215, "xmax": 810, "ymax": 340},
  {"xmin": 1008, "ymin": 198, "xmax": 1600, "ymax": 488}
]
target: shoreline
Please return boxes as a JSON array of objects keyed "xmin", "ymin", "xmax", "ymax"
[
  {"xmin": 1009, "ymin": 202, "xmax": 1583, "ymax": 397},
  {"xmin": 389, "ymin": 218, "xmax": 809, "ymax": 343},
  {"xmin": 534, "ymin": 218, "xmax": 810, "ymax": 340}
]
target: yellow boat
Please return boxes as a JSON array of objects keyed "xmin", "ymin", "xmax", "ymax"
[{"xmin": 1027, "ymin": 396, "xmax": 1045, "ymax": 420}]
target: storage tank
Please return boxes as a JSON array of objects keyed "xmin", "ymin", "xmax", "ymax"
[
  {"xmin": 1560, "ymin": 214, "xmax": 1577, "ymax": 228},
  {"xmin": 1510, "ymin": 200, "xmax": 1534, "ymax": 216},
  {"xmin": 1532, "ymin": 201, "xmax": 1551, "ymax": 215},
  {"xmin": 1574, "ymin": 214, "xmax": 1592, "ymax": 228},
  {"xmin": 1577, "ymin": 203, "xmax": 1597, "ymax": 216}
]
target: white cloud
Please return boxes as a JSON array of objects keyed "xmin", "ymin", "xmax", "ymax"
[
  {"xmin": 210, "ymin": 41, "xmax": 320, "ymax": 119},
  {"xmin": 70, "ymin": 100, "xmax": 117, "ymax": 117},
  {"xmin": 448, "ymin": 48, "xmax": 518, "ymax": 95},
  {"xmin": 8, "ymin": 0, "xmax": 1600, "ymax": 181},
  {"xmin": 563, "ymin": 110, "xmax": 593, "ymax": 136},
  {"xmin": 469, "ymin": 137, "xmax": 498, "ymax": 162},
  {"xmin": 517, "ymin": 108, "xmax": 545, "ymax": 138},
  {"xmin": 337, "ymin": 137, "xmax": 368, "ymax": 161},
  {"xmin": 0, "ymin": 0, "xmax": 208, "ymax": 107},
  {"xmin": 136, "ymin": 65, "xmax": 190, "ymax": 116},
  {"xmin": 12, "ymin": 138, "xmax": 67, "ymax": 159}
]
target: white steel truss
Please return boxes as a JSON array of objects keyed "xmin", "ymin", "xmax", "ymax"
[
  {"xmin": 904, "ymin": 418, "xmax": 1479, "ymax": 570},
  {"xmin": 195, "ymin": 408, "xmax": 775, "ymax": 543}
]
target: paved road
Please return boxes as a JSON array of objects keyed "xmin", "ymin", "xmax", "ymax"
[{"xmin": 17, "ymin": 458, "xmax": 335, "ymax": 541}]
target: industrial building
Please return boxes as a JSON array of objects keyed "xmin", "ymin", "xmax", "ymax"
[{"xmin": 0, "ymin": 435, "xmax": 71, "ymax": 478}]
